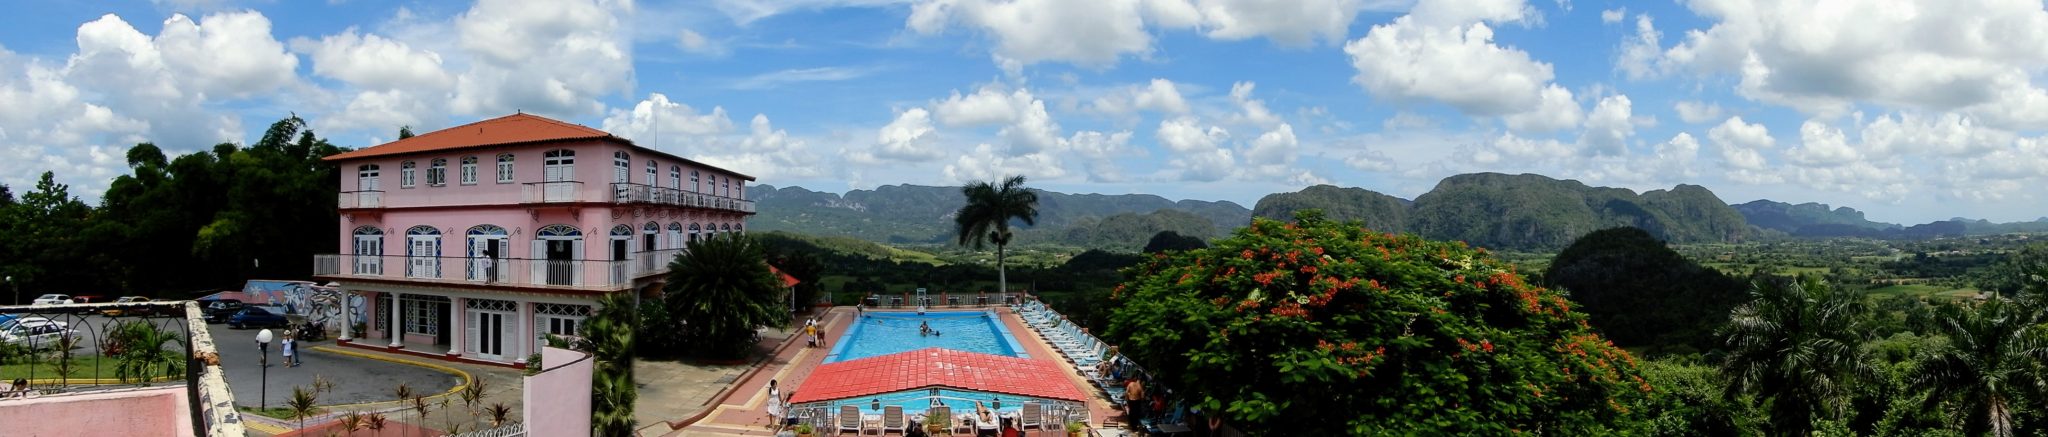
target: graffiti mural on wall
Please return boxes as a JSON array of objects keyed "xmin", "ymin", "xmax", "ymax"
[{"xmin": 211, "ymin": 280, "xmax": 367, "ymax": 333}]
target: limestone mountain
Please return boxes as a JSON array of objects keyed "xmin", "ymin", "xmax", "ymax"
[
  {"xmin": 748, "ymin": 184, "xmax": 1252, "ymax": 246},
  {"xmin": 1253, "ymin": 173, "xmax": 1749, "ymax": 250}
]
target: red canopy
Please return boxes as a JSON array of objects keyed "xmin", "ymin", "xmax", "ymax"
[{"xmin": 791, "ymin": 348, "xmax": 1086, "ymax": 403}]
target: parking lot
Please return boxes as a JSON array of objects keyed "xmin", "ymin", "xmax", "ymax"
[{"xmin": 208, "ymin": 322, "xmax": 463, "ymax": 407}]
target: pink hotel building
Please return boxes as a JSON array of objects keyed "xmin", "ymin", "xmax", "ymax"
[{"xmin": 313, "ymin": 113, "xmax": 754, "ymax": 365}]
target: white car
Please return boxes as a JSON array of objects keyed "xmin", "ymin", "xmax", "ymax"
[
  {"xmin": 30, "ymin": 294, "xmax": 74, "ymax": 306},
  {"xmin": 0, "ymin": 318, "xmax": 77, "ymax": 350}
]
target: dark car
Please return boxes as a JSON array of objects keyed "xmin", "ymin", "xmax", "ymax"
[
  {"xmin": 226, "ymin": 306, "xmax": 289, "ymax": 329},
  {"xmin": 199, "ymin": 299, "xmax": 246, "ymax": 323}
]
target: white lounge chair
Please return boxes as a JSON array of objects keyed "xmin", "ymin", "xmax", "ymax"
[
  {"xmin": 838, "ymin": 405, "xmax": 864, "ymax": 435},
  {"xmin": 881, "ymin": 405, "xmax": 907, "ymax": 435}
]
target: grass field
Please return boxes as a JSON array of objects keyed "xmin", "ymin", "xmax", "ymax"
[
  {"xmin": 0, "ymin": 355, "xmax": 115, "ymax": 381},
  {"xmin": 1864, "ymin": 284, "xmax": 1981, "ymax": 300}
]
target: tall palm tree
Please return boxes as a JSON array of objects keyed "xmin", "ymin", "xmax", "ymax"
[
  {"xmin": 1908, "ymin": 298, "xmax": 2048, "ymax": 437},
  {"xmin": 953, "ymin": 175, "xmax": 1039, "ymax": 300},
  {"xmin": 588, "ymin": 292, "xmax": 638, "ymax": 437},
  {"xmin": 1719, "ymin": 276, "xmax": 1874, "ymax": 435}
]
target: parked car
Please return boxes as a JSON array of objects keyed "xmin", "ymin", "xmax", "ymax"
[
  {"xmin": 199, "ymin": 299, "xmax": 246, "ymax": 323},
  {"xmin": 0, "ymin": 317, "xmax": 77, "ymax": 350},
  {"xmin": 100, "ymin": 296, "xmax": 157, "ymax": 317},
  {"xmin": 30, "ymin": 294, "xmax": 74, "ymax": 306},
  {"xmin": 227, "ymin": 306, "xmax": 290, "ymax": 329}
]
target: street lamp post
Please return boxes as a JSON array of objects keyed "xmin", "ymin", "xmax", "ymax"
[{"xmin": 256, "ymin": 329, "xmax": 274, "ymax": 410}]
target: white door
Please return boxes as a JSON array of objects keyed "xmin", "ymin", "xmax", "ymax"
[
  {"xmin": 543, "ymin": 154, "xmax": 575, "ymax": 200},
  {"xmin": 408, "ymin": 236, "xmax": 439, "ymax": 278},
  {"xmin": 467, "ymin": 310, "xmax": 509, "ymax": 360},
  {"xmin": 354, "ymin": 236, "xmax": 383, "ymax": 275}
]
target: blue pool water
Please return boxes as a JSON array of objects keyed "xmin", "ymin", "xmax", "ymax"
[{"xmin": 824, "ymin": 311, "xmax": 1026, "ymax": 363}]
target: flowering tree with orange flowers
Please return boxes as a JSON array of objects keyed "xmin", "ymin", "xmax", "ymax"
[{"xmin": 1105, "ymin": 211, "xmax": 1650, "ymax": 434}]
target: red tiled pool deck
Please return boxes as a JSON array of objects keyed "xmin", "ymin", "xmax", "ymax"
[
  {"xmin": 791, "ymin": 347, "xmax": 1087, "ymax": 404},
  {"xmin": 665, "ymin": 305, "xmax": 1122, "ymax": 436}
]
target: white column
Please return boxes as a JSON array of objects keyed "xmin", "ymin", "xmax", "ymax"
[
  {"xmin": 514, "ymin": 300, "xmax": 533, "ymax": 364},
  {"xmin": 448, "ymin": 296, "xmax": 466, "ymax": 355},
  {"xmin": 338, "ymin": 289, "xmax": 354, "ymax": 341},
  {"xmin": 389, "ymin": 291, "xmax": 405, "ymax": 348}
]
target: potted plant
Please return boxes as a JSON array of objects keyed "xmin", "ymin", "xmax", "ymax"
[
  {"xmin": 1066, "ymin": 421, "xmax": 1087, "ymax": 437},
  {"xmin": 793, "ymin": 423, "xmax": 814, "ymax": 437},
  {"xmin": 925, "ymin": 413, "xmax": 948, "ymax": 433}
]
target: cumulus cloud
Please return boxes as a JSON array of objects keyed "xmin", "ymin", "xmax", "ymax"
[
  {"xmin": 692, "ymin": 114, "xmax": 825, "ymax": 179},
  {"xmin": 906, "ymin": 0, "xmax": 1402, "ymax": 70},
  {"xmin": 941, "ymin": 143, "xmax": 1067, "ymax": 182},
  {"xmin": 451, "ymin": 0, "xmax": 633, "ymax": 118},
  {"xmin": 848, "ymin": 107, "xmax": 945, "ymax": 163},
  {"xmin": 1600, "ymin": 8, "xmax": 1624, "ymax": 23},
  {"xmin": 600, "ymin": 93, "xmax": 738, "ymax": 147},
  {"xmin": 1576, "ymin": 94, "xmax": 1634, "ymax": 156},
  {"xmin": 1673, "ymin": 100, "xmax": 1724, "ymax": 124},
  {"xmin": 1346, "ymin": 0, "xmax": 1585, "ymax": 133},
  {"xmin": 1089, "ymin": 78, "xmax": 1190, "ymax": 115},
  {"xmin": 1615, "ymin": 14, "xmax": 1662, "ymax": 80},
  {"xmin": 1663, "ymin": 0, "xmax": 2048, "ymax": 125},
  {"xmin": 1155, "ymin": 116, "xmax": 1235, "ymax": 181}
]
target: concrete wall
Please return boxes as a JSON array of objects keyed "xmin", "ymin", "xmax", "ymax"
[
  {"xmin": 525, "ymin": 346, "xmax": 593, "ymax": 437},
  {"xmin": 0, "ymin": 386, "xmax": 192, "ymax": 435}
]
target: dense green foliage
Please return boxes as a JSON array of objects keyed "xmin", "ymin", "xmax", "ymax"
[
  {"xmin": 588, "ymin": 293, "xmax": 637, "ymax": 436},
  {"xmin": 0, "ymin": 115, "xmax": 343, "ymax": 302},
  {"xmin": 954, "ymin": 175, "xmax": 1040, "ymax": 296},
  {"xmin": 660, "ymin": 234, "xmax": 790, "ymax": 359},
  {"xmin": 1908, "ymin": 298, "xmax": 2048, "ymax": 436},
  {"xmin": 1106, "ymin": 211, "xmax": 1650, "ymax": 434},
  {"xmin": 1635, "ymin": 359, "xmax": 1760, "ymax": 436},
  {"xmin": 1544, "ymin": 227, "xmax": 1745, "ymax": 353},
  {"xmin": 1720, "ymin": 277, "xmax": 1875, "ymax": 435},
  {"xmin": 108, "ymin": 320, "xmax": 185, "ymax": 382},
  {"xmin": 1141, "ymin": 230, "xmax": 1208, "ymax": 253}
]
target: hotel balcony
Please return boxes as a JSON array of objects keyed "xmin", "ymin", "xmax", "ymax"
[
  {"xmin": 338, "ymin": 190, "xmax": 384, "ymax": 209},
  {"xmin": 609, "ymin": 183, "xmax": 756, "ymax": 214},
  {"xmin": 312, "ymin": 248, "xmax": 685, "ymax": 291}
]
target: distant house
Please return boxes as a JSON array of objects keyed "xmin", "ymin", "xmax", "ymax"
[{"xmin": 314, "ymin": 113, "xmax": 756, "ymax": 365}]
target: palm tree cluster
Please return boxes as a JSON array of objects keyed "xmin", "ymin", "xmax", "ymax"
[
  {"xmin": 660, "ymin": 233, "xmax": 789, "ymax": 359},
  {"xmin": 1719, "ymin": 275, "xmax": 2048, "ymax": 436}
]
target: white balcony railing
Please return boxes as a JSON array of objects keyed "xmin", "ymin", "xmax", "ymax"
[
  {"xmin": 609, "ymin": 183, "xmax": 756, "ymax": 214},
  {"xmin": 338, "ymin": 190, "xmax": 383, "ymax": 209},
  {"xmin": 313, "ymin": 252, "xmax": 680, "ymax": 290},
  {"xmin": 522, "ymin": 181, "xmax": 584, "ymax": 204}
]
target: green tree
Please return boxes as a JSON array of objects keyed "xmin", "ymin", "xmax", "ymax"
[
  {"xmin": 1544, "ymin": 227, "xmax": 1745, "ymax": 354},
  {"xmin": 1106, "ymin": 211, "xmax": 1651, "ymax": 434},
  {"xmin": 588, "ymin": 293, "xmax": 638, "ymax": 436},
  {"xmin": 110, "ymin": 321, "xmax": 186, "ymax": 382},
  {"xmin": 1720, "ymin": 276, "xmax": 1874, "ymax": 435},
  {"xmin": 1908, "ymin": 298, "xmax": 2048, "ymax": 437},
  {"xmin": 1636, "ymin": 359, "xmax": 1761, "ymax": 436},
  {"xmin": 1142, "ymin": 230, "xmax": 1208, "ymax": 253},
  {"xmin": 663, "ymin": 234, "xmax": 788, "ymax": 359},
  {"xmin": 953, "ymin": 175, "xmax": 1039, "ymax": 299}
]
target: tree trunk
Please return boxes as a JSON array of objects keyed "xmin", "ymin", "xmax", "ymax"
[{"xmin": 997, "ymin": 243, "xmax": 1008, "ymax": 303}]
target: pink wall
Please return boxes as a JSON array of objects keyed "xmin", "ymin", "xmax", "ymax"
[
  {"xmin": 334, "ymin": 140, "xmax": 750, "ymax": 209},
  {"xmin": 0, "ymin": 386, "xmax": 192, "ymax": 435},
  {"xmin": 337, "ymin": 206, "xmax": 745, "ymax": 261},
  {"xmin": 524, "ymin": 346, "xmax": 593, "ymax": 437}
]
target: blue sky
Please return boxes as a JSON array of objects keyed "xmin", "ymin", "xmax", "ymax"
[{"xmin": 4, "ymin": 0, "xmax": 2048, "ymax": 225}]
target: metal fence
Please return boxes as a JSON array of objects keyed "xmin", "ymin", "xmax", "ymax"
[
  {"xmin": 449, "ymin": 421, "xmax": 525, "ymax": 437},
  {"xmin": 0, "ymin": 301, "xmax": 244, "ymax": 436},
  {"xmin": 786, "ymin": 393, "xmax": 1089, "ymax": 434}
]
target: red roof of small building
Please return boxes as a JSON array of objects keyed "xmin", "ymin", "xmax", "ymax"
[
  {"xmin": 790, "ymin": 348, "xmax": 1087, "ymax": 404},
  {"xmin": 769, "ymin": 265, "xmax": 802, "ymax": 288},
  {"xmin": 324, "ymin": 113, "xmax": 614, "ymax": 161}
]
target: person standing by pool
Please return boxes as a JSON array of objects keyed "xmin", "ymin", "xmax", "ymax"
[
  {"xmin": 805, "ymin": 323, "xmax": 819, "ymax": 348},
  {"xmin": 1124, "ymin": 377, "xmax": 1147, "ymax": 431}
]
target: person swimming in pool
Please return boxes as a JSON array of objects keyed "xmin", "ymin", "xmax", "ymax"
[{"xmin": 920, "ymin": 320, "xmax": 931, "ymax": 336}]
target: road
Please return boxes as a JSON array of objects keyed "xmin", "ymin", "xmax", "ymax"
[{"xmin": 208, "ymin": 322, "xmax": 463, "ymax": 407}]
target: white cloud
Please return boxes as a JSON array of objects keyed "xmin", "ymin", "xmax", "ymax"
[
  {"xmin": 1343, "ymin": 149, "xmax": 1396, "ymax": 171},
  {"xmin": 1244, "ymin": 122, "xmax": 1296, "ymax": 165},
  {"xmin": 1500, "ymin": 84, "xmax": 1582, "ymax": 133},
  {"xmin": 932, "ymin": 85, "xmax": 1028, "ymax": 126},
  {"xmin": 730, "ymin": 66, "xmax": 879, "ymax": 90},
  {"xmin": 154, "ymin": 12, "xmax": 301, "ymax": 99},
  {"xmin": 692, "ymin": 114, "xmax": 825, "ymax": 179},
  {"xmin": 1663, "ymin": 0, "xmax": 2048, "ymax": 124},
  {"xmin": 676, "ymin": 28, "xmax": 726, "ymax": 55},
  {"xmin": 1577, "ymin": 94, "xmax": 1634, "ymax": 156},
  {"xmin": 451, "ymin": 0, "xmax": 633, "ymax": 118},
  {"xmin": 1178, "ymin": 0, "xmax": 1375, "ymax": 47},
  {"xmin": 1229, "ymin": 81, "xmax": 1282, "ymax": 128},
  {"xmin": 1786, "ymin": 120, "xmax": 1859, "ymax": 167},
  {"xmin": 1155, "ymin": 116, "xmax": 1235, "ymax": 181},
  {"xmin": 941, "ymin": 143, "xmax": 1067, "ymax": 182},
  {"xmin": 1707, "ymin": 116, "xmax": 1773, "ymax": 171},
  {"xmin": 1615, "ymin": 14, "xmax": 1662, "ymax": 80},
  {"xmin": 906, "ymin": 0, "xmax": 1404, "ymax": 70},
  {"xmin": 1600, "ymin": 8, "xmax": 1624, "ymax": 24},
  {"xmin": 600, "ymin": 93, "xmax": 737, "ymax": 147},
  {"xmin": 1089, "ymin": 78, "xmax": 1190, "ymax": 115},
  {"xmin": 1673, "ymin": 100, "xmax": 1724, "ymax": 124},
  {"xmin": 1346, "ymin": 0, "xmax": 1586, "ymax": 134},
  {"xmin": 295, "ymin": 28, "xmax": 451, "ymax": 91},
  {"xmin": 851, "ymin": 107, "xmax": 945, "ymax": 163}
]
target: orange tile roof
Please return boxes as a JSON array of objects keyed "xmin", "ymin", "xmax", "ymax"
[
  {"xmin": 790, "ymin": 348, "xmax": 1087, "ymax": 404},
  {"xmin": 324, "ymin": 113, "xmax": 615, "ymax": 162}
]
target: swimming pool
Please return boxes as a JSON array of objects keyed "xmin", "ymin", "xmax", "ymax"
[{"xmin": 824, "ymin": 311, "xmax": 1027, "ymax": 363}]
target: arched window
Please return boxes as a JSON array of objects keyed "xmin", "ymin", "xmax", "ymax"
[
  {"xmin": 722, "ymin": 223, "xmax": 732, "ymax": 232},
  {"xmin": 613, "ymin": 151, "xmax": 630, "ymax": 183},
  {"xmin": 668, "ymin": 165, "xmax": 681, "ymax": 188},
  {"xmin": 690, "ymin": 170, "xmax": 700, "ymax": 193},
  {"xmin": 666, "ymin": 222, "xmax": 683, "ymax": 249},
  {"xmin": 609, "ymin": 225, "xmax": 633, "ymax": 237},
  {"xmin": 496, "ymin": 153, "xmax": 515, "ymax": 183},
  {"xmin": 352, "ymin": 226, "xmax": 385, "ymax": 274},
  {"xmin": 688, "ymin": 223, "xmax": 701, "ymax": 242},
  {"xmin": 537, "ymin": 224, "xmax": 582, "ymax": 237},
  {"xmin": 735, "ymin": 223, "xmax": 744, "ymax": 234},
  {"xmin": 645, "ymin": 160, "xmax": 657, "ymax": 186},
  {"xmin": 357, "ymin": 164, "xmax": 381, "ymax": 191},
  {"xmin": 404, "ymin": 226, "xmax": 443, "ymax": 278},
  {"xmin": 427, "ymin": 158, "xmax": 448, "ymax": 186},
  {"xmin": 459, "ymin": 156, "xmax": 478, "ymax": 185},
  {"xmin": 543, "ymin": 150, "xmax": 574, "ymax": 182},
  {"xmin": 722, "ymin": 176, "xmax": 731, "ymax": 197},
  {"xmin": 400, "ymin": 161, "xmax": 417, "ymax": 188}
]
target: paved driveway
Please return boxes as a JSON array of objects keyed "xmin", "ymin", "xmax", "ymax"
[{"xmin": 207, "ymin": 324, "xmax": 461, "ymax": 407}]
